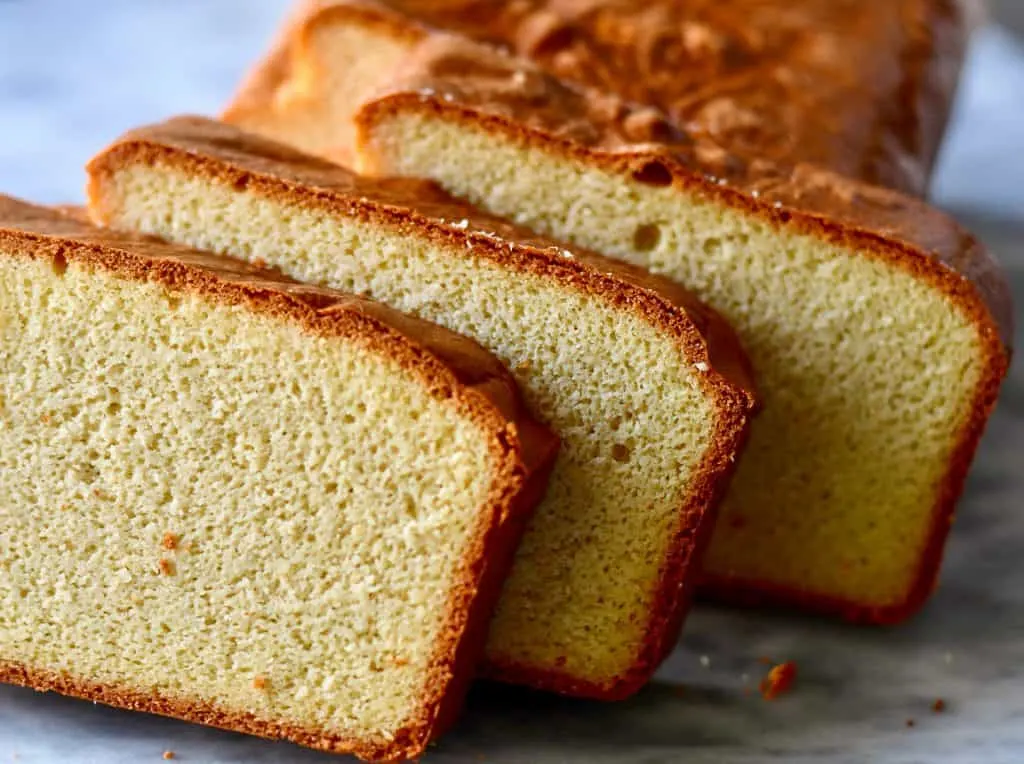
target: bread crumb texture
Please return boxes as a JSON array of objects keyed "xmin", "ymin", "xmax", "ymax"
[
  {"xmin": 760, "ymin": 661, "xmax": 797, "ymax": 700},
  {"xmin": 0, "ymin": 255, "xmax": 496, "ymax": 742},
  {"xmin": 362, "ymin": 112, "xmax": 987, "ymax": 611},
  {"xmin": 97, "ymin": 162, "xmax": 719, "ymax": 691}
]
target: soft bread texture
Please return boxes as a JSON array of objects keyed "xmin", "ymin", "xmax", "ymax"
[
  {"xmin": 223, "ymin": 0, "xmax": 975, "ymax": 194},
  {"xmin": 86, "ymin": 116, "xmax": 757, "ymax": 699},
  {"xmin": 346, "ymin": 34, "xmax": 1013, "ymax": 624},
  {"xmin": 0, "ymin": 195, "xmax": 557, "ymax": 761}
]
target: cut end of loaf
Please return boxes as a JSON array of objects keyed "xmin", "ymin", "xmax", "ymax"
[
  {"xmin": 222, "ymin": 1, "xmax": 420, "ymax": 165},
  {"xmin": 0, "ymin": 209, "xmax": 533, "ymax": 759},
  {"xmin": 86, "ymin": 124, "xmax": 752, "ymax": 697},
  {"xmin": 353, "ymin": 100, "xmax": 1007, "ymax": 621}
]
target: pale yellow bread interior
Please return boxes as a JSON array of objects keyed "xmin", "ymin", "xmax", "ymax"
[
  {"xmin": 0, "ymin": 248, "xmax": 507, "ymax": 751},
  {"xmin": 357, "ymin": 111, "xmax": 992, "ymax": 613},
  {"xmin": 87, "ymin": 149, "xmax": 746, "ymax": 694}
]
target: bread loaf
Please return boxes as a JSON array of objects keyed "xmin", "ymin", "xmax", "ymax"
[
  {"xmin": 87, "ymin": 116, "xmax": 757, "ymax": 698},
  {"xmin": 0, "ymin": 194, "xmax": 557, "ymax": 760}
]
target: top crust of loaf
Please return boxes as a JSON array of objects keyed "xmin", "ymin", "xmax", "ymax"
[
  {"xmin": 86, "ymin": 116, "xmax": 758, "ymax": 409},
  {"xmin": 232, "ymin": 0, "xmax": 972, "ymax": 194},
  {"xmin": 0, "ymin": 194, "xmax": 558, "ymax": 760},
  {"xmin": 350, "ymin": 32, "xmax": 1013, "ymax": 359}
]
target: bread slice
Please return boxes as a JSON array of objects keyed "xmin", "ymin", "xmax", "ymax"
[
  {"xmin": 0, "ymin": 194, "xmax": 558, "ymax": 761},
  {"xmin": 86, "ymin": 116, "xmax": 757, "ymax": 699},
  {"xmin": 223, "ymin": 0, "xmax": 975, "ymax": 194},
  {"xmin": 348, "ymin": 34, "xmax": 1014, "ymax": 625}
]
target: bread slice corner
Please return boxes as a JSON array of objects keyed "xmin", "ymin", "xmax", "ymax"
[{"xmin": 0, "ymin": 193, "xmax": 558, "ymax": 760}]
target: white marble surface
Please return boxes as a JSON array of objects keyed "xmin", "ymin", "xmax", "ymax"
[{"xmin": 0, "ymin": 2, "xmax": 1022, "ymax": 762}]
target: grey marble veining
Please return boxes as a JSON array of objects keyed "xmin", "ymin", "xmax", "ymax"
[{"xmin": 0, "ymin": 2, "xmax": 1022, "ymax": 762}]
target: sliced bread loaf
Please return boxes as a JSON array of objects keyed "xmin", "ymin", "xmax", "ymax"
[
  {"xmin": 347, "ymin": 35, "xmax": 1013, "ymax": 624},
  {"xmin": 0, "ymin": 194, "xmax": 557, "ymax": 760},
  {"xmin": 86, "ymin": 116, "xmax": 757, "ymax": 699},
  {"xmin": 223, "ymin": 0, "xmax": 974, "ymax": 193}
]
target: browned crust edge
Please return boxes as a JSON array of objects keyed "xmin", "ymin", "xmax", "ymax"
[
  {"xmin": 353, "ymin": 92, "xmax": 1013, "ymax": 625},
  {"xmin": 0, "ymin": 662, "xmax": 401, "ymax": 761},
  {"xmin": 229, "ymin": 0, "xmax": 972, "ymax": 196},
  {"xmin": 894, "ymin": 0, "xmax": 972, "ymax": 190},
  {"xmin": 0, "ymin": 197, "xmax": 558, "ymax": 758},
  {"xmin": 85, "ymin": 118, "xmax": 757, "ymax": 699},
  {"xmin": 222, "ymin": 0, "xmax": 425, "ymax": 130},
  {"xmin": 220, "ymin": 1, "xmax": 313, "ymax": 124}
]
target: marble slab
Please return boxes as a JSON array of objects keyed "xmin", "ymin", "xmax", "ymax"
[{"xmin": 0, "ymin": 2, "xmax": 1022, "ymax": 762}]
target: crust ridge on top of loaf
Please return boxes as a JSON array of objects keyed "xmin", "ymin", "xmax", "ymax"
[
  {"xmin": 350, "ymin": 32, "xmax": 1013, "ymax": 348},
  {"xmin": 0, "ymin": 194, "xmax": 558, "ymax": 761},
  {"xmin": 224, "ymin": 0, "xmax": 975, "ymax": 195}
]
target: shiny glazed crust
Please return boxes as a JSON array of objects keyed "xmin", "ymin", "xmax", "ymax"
[
  {"xmin": 227, "ymin": 0, "xmax": 976, "ymax": 194},
  {"xmin": 349, "ymin": 35, "xmax": 1013, "ymax": 625},
  {"xmin": 86, "ymin": 116, "xmax": 758, "ymax": 699},
  {"xmin": 0, "ymin": 195, "xmax": 559, "ymax": 760}
]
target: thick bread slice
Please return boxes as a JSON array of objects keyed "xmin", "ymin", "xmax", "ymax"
[
  {"xmin": 86, "ymin": 116, "xmax": 758, "ymax": 700},
  {"xmin": 0, "ymin": 195, "xmax": 558, "ymax": 761},
  {"xmin": 349, "ymin": 34, "xmax": 1014, "ymax": 624},
  {"xmin": 223, "ymin": 0, "xmax": 976, "ymax": 194}
]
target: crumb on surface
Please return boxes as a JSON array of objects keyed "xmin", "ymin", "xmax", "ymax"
[
  {"xmin": 699, "ymin": 655, "xmax": 711, "ymax": 668},
  {"xmin": 760, "ymin": 661, "xmax": 797, "ymax": 700},
  {"xmin": 253, "ymin": 675, "xmax": 267, "ymax": 690},
  {"xmin": 162, "ymin": 532, "xmax": 179, "ymax": 551},
  {"xmin": 158, "ymin": 558, "xmax": 175, "ymax": 576},
  {"xmin": 163, "ymin": 752, "xmax": 175, "ymax": 760},
  {"xmin": 906, "ymin": 718, "xmax": 915, "ymax": 727},
  {"xmin": 933, "ymin": 698, "xmax": 946, "ymax": 713}
]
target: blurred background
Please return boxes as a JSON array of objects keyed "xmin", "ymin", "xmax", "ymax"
[{"xmin": 992, "ymin": 0, "xmax": 1023, "ymax": 32}]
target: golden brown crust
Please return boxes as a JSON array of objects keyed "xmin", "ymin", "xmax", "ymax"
[
  {"xmin": 227, "ymin": 0, "xmax": 1011, "ymax": 350},
  {"xmin": 352, "ymin": 38, "xmax": 1013, "ymax": 354},
  {"xmin": 85, "ymin": 116, "xmax": 757, "ymax": 699},
  {"xmin": 241, "ymin": 0, "xmax": 973, "ymax": 194},
  {"xmin": 0, "ymin": 662, "xmax": 397, "ymax": 760},
  {"xmin": 352, "ymin": 41, "xmax": 1013, "ymax": 624},
  {"xmin": 86, "ymin": 116, "xmax": 757, "ymax": 403},
  {"xmin": 222, "ymin": 2, "xmax": 310, "ymax": 125},
  {"xmin": 0, "ymin": 194, "xmax": 559, "ymax": 759}
]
